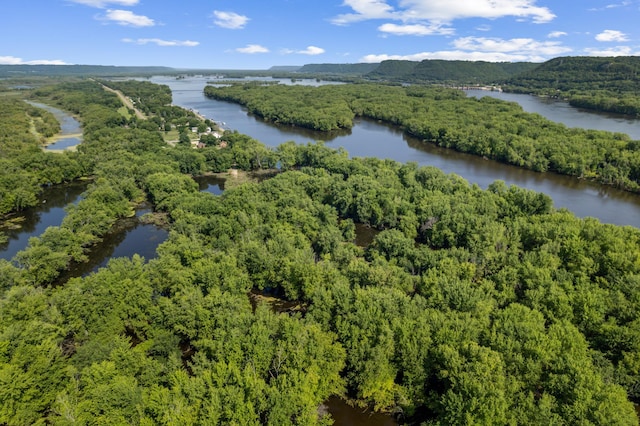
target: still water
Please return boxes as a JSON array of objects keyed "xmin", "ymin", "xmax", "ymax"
[
  {"xmin": 150, "ymin": 75, "xmax": 640, "ymax": 228},
  {"xmin": 26, "ymin": 101, "xmax": 83, "ymax": 150},
  {"xmin": 54, "ymin": 204, "xmax": 168, "ymax": 283},
  {"xmin": 194, "ymin": 175, "xmax": 225, "ymax": 195},
  {"xmin": 0, "ymin": 181, "xmax": 88, "ymax": 261},
  {"xmin": 465, "ymin": 89, "xmax": 640, "ymax": 140}
]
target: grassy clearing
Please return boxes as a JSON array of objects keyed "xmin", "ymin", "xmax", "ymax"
[{"xmin": 117, "ymin": 106, "xmax": 132, "ymax": 120}]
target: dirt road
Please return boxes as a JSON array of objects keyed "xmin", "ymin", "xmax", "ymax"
[{"xmin": 100, "ymin": 83, "xmax": 146, "ymax": 120}]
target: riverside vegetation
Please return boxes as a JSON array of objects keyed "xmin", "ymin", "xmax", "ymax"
[
  {"xmin": 204, "ymin": 82, "xmax": 640, "ymax": 193},
  {"xmin": 1, "ymin": 78, "xmax": 640, "ymax": 424},
  {"xmin": 292, "ymin": 56, "xmax": 640, "ymax": 118}
]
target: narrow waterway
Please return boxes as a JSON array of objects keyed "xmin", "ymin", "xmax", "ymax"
[
  {"xmin": 149, "ymin": 75, "xmax": 640, "ymax": 228},
  {"xmin": 0, "ymin": 181, "xmax": 89, "ymax": 261},
  {"xmin": 54, "ymin": 203, "xmax": 168, "ymax": 283},
  {"xmin": 26, "ymin": 101, "xmax": 83, "ymax": 151}
]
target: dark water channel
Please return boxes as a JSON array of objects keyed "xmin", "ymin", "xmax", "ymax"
[
  {"xmin": 54, "ymin": 203, "xmax": 169, "ymax": 283},
  {"xmin": 149, "ymin": 75, "xmax": 640, "ymax": 228},
  {"xmin": 320, "ymin": 396, "xmax": 399, "ymax": 426},
  {"xmin": 194, "ymin": 175, "xmax": 225, "ymax": 195},
  {"xmin": 26, "ymin": 101, "xmax": 83, "ymax": 150},
  {"xmin": 0, "ymin": 181, "xmax": 89, "ymax": 261}
]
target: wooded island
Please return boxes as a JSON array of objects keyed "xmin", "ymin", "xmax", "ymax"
[{"xmin": 1, "ymin": 71, "xmax": 640, "ymax": 424}]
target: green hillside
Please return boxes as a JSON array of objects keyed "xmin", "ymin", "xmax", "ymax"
[
  {"xmin": 367, "ymin": 59, "xmax": 537, "ymax": 84},
  {"xmin": 505, "ymin": 56, "xmax": 640, "ymax": 92},
  {"xmin": 504, "ymin": 56, "xmax": 640, "ymax": 116},
  {"xmin": 0, "ymin": 64, "xmax": 177, "ymax": 78},
  {"xmin": 296, "ymin": 62, "xmax": 380, "ymax": 74}
]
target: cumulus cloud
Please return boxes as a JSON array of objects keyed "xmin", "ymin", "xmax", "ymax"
[
  {"xmin": 0, "ymin": 56, "xmax": 67, "ymax": 65},
  {"xmin": 67, "ymin": 0, "xmax": 138, "ymax": 8},
  {"xmin": 282, "ymin": 46, "xmax": 325, "ymax": 55},
  {"xmin": 122, "ymin": 38, "xmax": 199, "ymax": 47},
  {"xmin": 584, "ymin": 46, "xmax": 638, "ymax": 56},
  {"xmin": 331, "ymin": 0, "xmax": 396, "ymax": 25},
  {"xmin": 236, "ymin": 44, "xmax": 269, "ymax": 54},
  {"xmin": 333, "ymin": 0, "xmax": 555, "ymax": 26},
  {"xmin": 548, "ymin": 31, "xmax": 567, "ymax": 38},
  {"xmin": 361, "ymin": 50, "xmax": 547, "ymax": 63},
  {"xmin": 360, "ymin": 35, "xmax": 572, "ymax": 63},
  {"xmin": 452, "ymin": 36, "xmax": 572, "ymax": 56},
  {"xmin": 104, "ymin": 9, "xmax": 155, "ymax": 26},
  {"xmin": 378, "ymin": 23, "xmax": 455, "ymax": 36},
  {"xmin": 595, "ymin": 29, "xmax": 629, "ymax": 42},
  {"xmin": 213, "ymin": 11, "xmax": 249, "ymax": 29}
]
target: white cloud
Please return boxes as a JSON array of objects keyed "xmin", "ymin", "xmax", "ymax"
[
  {"xmin": 595, "ymin": 29, "xmax": 629, "ymax": 42},
  {"xmin": 378, "ymin": 23, "xmax": 455, "ymax": 36},
  {"xmin": 213, "ymin": 11, "xmax": 249, "ymax": 29},
  {"xmin": 282, "ymin": 46, "xmax": 325, "ymax": 55},
  {"xmin": 589, "ymin": 1, "xmax": 632, "ymax": 11},
  {"xmin": 67, "ymin": 0, "xmax": 138, "ymax": 8},
  {"xmin": 548, "ymin": 31, "xmax": 567, "ymax": 38},
  {"xmin": 361, "ymin": 50, "xmax": 548, "ymax": 63},
  {"xmin": 584, "ymin": 46, "xmax": 638, "ymax": 56},
  {"xmin": 0, "ymin": 56, "xmax": 67, "ymax": 65},
  {"xmin": 122, "ymin": 38, "xmax": 199, "ymax": 47},
  {"xmin": 298, "ymin": 46, "xmax": 325, "ymax": 55},
  {"xmin": 452, "ymin": 36, "xmax": 572, "ymax": 56},
  {"xmin": 104, "ymin": 9, "xmax": 155, "ymax": 27},
  {"xmin": 333, "ymin": 0, "xmax": 555, "ymax": 26},
  {"xmin": 236, "ymin": 44, "xmax": 269, "ymax": 54},
  {"xmin": 331, "ymin": 0, "xmax": 396, "ymax": 25},
  {"xmin": 360, "ymin": 35, "xmax": 572, "ymax": 63},
  {"xmin": 476, "ymin": 24, "xmax": 492, "ymax": 32}
]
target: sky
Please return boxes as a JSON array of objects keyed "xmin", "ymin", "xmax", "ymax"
[{"xmin": 1, "ymin": 0, "xmax": 639, "ymax": 69}]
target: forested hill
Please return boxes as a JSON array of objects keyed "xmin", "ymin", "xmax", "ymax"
[
  {"xmin": 296, "ymin": 62, "xmax": 380, "ymax": 74},
  {"xmin": 0, "ymin": 64, "xmax": 177, "ymax": 78},
  {"xmin": 368, "ymin": 59, "xmax": 538, "ymax": 84},
  {"xmin": 504, "ymin": 56, "xmax": 640, "ymax": 92},
  {"xmin": 294, "ymin": 59, "xmax": 537, "ymax": 83},
  {"xmin": 503, "ymin": 56, "xmax": 640, "ymax": 116}
]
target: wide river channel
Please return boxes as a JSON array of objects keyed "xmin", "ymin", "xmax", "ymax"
[
  {"xmin": 149, "ymin": 75, "xmax": 640, "ymax": 228},
  {"xmin": 2, "ymin": 77, "xmax": 639, "ymax": 425}
]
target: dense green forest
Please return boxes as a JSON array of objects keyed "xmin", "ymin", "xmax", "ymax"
[
  {"xmin": 2, "ymin": 78, "xmax": 640, "ymax": 424},
  {"xmin": 204, "ymin": 82, "xmax": 640, "ymax": 192},
  {"xmin": 0, "ymin": 96, "xmax": 84, "ymax": 219},
  {"xmin": 367, "ymin": 60, "xmax": 538, "ymax": 84},
  {"xmin": 504, "ymin": 56, "xmax": 640, "ymax": 116},
  {"xmin": 3, "ymin": 56, "xmax": 639, "ymax": 119},
  {"xmin": 295, "ymin": 57, "xmax": 640, "ymax": 117}
]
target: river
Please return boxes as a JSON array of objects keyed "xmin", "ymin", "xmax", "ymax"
[
  {"xmin": 147, "ymin": 75, "xmax": 640, "ymax": 228},
  {"xmin": 464, "ymin": 89, "xmax": 640, "ymax": 140},
  {"xmin": 0, "ymin": 181, "xmax": 88, "ymax": 261},
  {"xmin": 26, "ymin": 101, "xmax": 83, "ymax": 151}
]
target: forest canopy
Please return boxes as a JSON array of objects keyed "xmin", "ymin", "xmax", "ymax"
[
  {"xmin": 204, "ymin": 82, "xmax": 640, "ymax": 193},
  {"xmin": 1, "ymin": 78, "xmax": 640, "ymax": 425}
]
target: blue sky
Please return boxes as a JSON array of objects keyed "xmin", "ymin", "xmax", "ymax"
[{"xmin": 1, "ymin": 0, "xmax": 639, "ymax": 69}]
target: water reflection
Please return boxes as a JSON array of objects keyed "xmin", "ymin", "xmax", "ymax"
[
  {"xmin": 322, "ymin": 397, "xmax": 398, "ymax": 426},
  {"xmin": 354, "ymin": 223, "xmax": 380, "ymax": 248},
  {"xmin": 193, "ymin": 175, "xmax": 225, "ymax": 195},
  {"xmin": 0, "ymin": 181, "xmax": 89, "ymax": 261},
  {"xmin": 55, "ymin": 204, "xmax": 168, "ymax": 283},
  {"xmin": 26, "ymin": 101, "xmax": 84, "ymax": 151},
  {"xmin": 151, "ymin": 75, "xmax": 640, "ymax": 228},
  {"xmin": 465, "ymin": 90, "xmax": 640, "ymax": 140}
]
